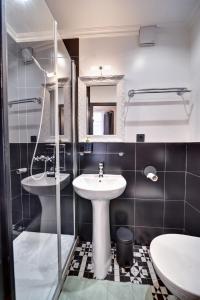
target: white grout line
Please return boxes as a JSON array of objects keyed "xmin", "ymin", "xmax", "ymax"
[
  {"xmin": 114, "ymin": 258, "xmax": 120, "ymax": 282},
  {"xmin": 185, "ymin": 201, "xmax": 200, "ymax": 214},
  {"xmin": 78, "ymin": 255, "xmax": 87, "ymax": 277},
  {"xmin": 147, "ymin": 260, "xmax": 159, "ymax": 289}
]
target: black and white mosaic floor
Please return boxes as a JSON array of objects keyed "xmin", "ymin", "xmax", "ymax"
[{"xmin": 67, "ymin": 241, "xmax": 177, "ymax": 300}]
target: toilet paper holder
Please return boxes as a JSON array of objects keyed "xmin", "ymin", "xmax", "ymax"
[{"xmin": 144, "ymin": 166, "xmax": 158, "ymax": 182}]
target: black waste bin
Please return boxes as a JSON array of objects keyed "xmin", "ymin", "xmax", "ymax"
[{"xmin": 116, "ymin": 227, "xmax": 133, "ymax": 267}]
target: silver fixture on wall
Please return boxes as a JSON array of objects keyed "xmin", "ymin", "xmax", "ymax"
[
  {"xmin": 144, "ymin": 166, "xmax": 158, "ymax": 182},
  {"xmin": 8, "ymin": 97, "xmax": 42, "ymax": 107},
  {"xmin": 128, "ymin": 87, "xmax": 191, "ymax": 98},
  {"xmin": 16, "ymin": 168, "xmax": 27, "ymax": 175},
  {"xmin": 33, "ymin": 155, "xmax": 55, "ymax": 163},
  {"xmin": 125, "ymin": 87, "xmax": 193, "ymax": 123},
  {"xmin": 79, "ymin": 151, "xmax": 124, "ymax": 156},
  {"xmin": 139, "ymin": 26, "xmax": 157, "ymax": 47},
  {"xmin": 21, "ymin": 47, "xmax": 33, "ymax": 64}
]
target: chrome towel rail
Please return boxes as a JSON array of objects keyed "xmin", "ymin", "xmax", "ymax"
[
  {"xmin": 128, "ymin": 88, "xmax": 191, "ymax": 98},
  {"xmin": 8, "ymin": 97, "xmax": 42, "ymax": 107}
]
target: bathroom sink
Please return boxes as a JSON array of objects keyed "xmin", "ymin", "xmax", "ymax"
[
  {"xmin": 73, "ymin": 173, "xmax": 126, "ymax": 280},
  {"xmin": 21, "ymin": 172, "xmax": 70, "ymax": 233},
  {"xmin": 72, "ymin": 174, "xmax": 126, "ymax": 201},
  {"xmin": 21, "ymin": 172, "xmax": 70, "ymax": 196}
]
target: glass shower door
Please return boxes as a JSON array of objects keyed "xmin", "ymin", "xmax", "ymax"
[{"xmin": 6, "ymin": 1, "xmax": 61, "ymax": 299}]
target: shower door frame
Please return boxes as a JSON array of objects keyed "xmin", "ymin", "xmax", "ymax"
[
  {"xmin": 0, "ymin": 2, "xmax": 78, "ymax": 299},
  {"xmin": 52, "ymin": 49, "xmax": 78, "ymax": 300},
  {"xmin": 0, "ymin": 0, "xmax": 16, "ymax": 299}
]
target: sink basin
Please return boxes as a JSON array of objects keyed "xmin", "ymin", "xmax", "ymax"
[
  {"xmin": 21, "ymin": 172, "xmax": 70, "ymax": 196},
  {"xmin": 21, "ymin": 172, "xmax": 70, "ymax": 232},
  {"xmin": 72, "ymin": 174, "xmax": 126, "ymax": 201},
  {"xmin": 73, "ymin": 173, "xmax": 127, "ymax": 280}
]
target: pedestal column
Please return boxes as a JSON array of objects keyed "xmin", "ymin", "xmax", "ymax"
[{"xmin": 91, "ymin": 199, "xmax": 111, "ymax": 279}]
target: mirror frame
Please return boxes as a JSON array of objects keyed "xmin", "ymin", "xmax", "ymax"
[
  {"xmin": 78, "ymin": 75, "xmax": 125, "ymax": 142},
  {"xmin": 46, "ymin": 78, "xmax": 71, "ymax": 143}
]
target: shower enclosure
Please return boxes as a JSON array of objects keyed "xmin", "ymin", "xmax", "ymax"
[{"xmin": 1, "ymin": 0, "xmax": 77, "ymax": 299}]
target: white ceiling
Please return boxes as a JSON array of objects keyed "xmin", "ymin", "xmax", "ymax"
[
  {"xmin": 7, "ymin": 0, "xmax": 53, "ymax": 33},
  {"xmin": 46, "ymin": 0, "xmax": 200, "ymax": 35},
  {"xmin": 6, "ymin": 0, "xmax": 200, "ymax": 41}
]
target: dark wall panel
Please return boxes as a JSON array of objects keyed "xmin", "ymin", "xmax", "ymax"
[
  {"xmin": 185, "ymin": 143, "xmax": 200, "ymax": 236},
  {"xmin": 77, "ymin": 142, "xmax": 187, "ymax": 244}
]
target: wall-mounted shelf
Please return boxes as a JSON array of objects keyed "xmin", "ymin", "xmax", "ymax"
[{"xmin": 79, "ymin": 75, "xmax": 124, "ymax": 86}]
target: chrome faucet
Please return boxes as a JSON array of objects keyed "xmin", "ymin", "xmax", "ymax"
[{"xmin": 98, "ymin": 162, "xmax": 104, "ymax": 178}]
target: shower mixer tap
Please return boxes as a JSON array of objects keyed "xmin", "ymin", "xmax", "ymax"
[{"xmin": 34, "ymin": 155, "xmax": 55, "ymax": 162}]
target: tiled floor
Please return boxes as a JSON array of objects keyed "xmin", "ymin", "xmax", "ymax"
[{"xmin": 67, "ymin": 241, "xmax": 176, "ymax": 300}]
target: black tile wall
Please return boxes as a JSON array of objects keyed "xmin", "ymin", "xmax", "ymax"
[
  {"xmin": 135, "ymin": 171, "xmax": 164, "ymax": 199},
  {"xmin": 187, "ymin": 143, "xmax": 200, "ymax": 176},
  {"xmin": 166, "ymin": 144, "xmax": 186, "ymax": 171},
  {"xmin": 12, "ymin": 196, "xmax": 22, "ymax": 224},
  {"xmin": 77, "ymin": 196, "xmax": 93, "ymax": 224},
  {"xmin": 10, "ymin": 143, "xmax": 20, "ymax": 171},
  {"xmin": 136, "ymin": 143, "xmax": 165, "ymax": 171},
  {"xmin": 110, "ymin": 198, "xmax": 134, "ymax": 226},
  {"xmin": 77, "ymin": 143, "xmax": 188, "ymax": 244},
  {"xmin": 10, "ymin": 141, "xmax": 200, "ymax": 243},
  {"xmin": 186, "ymin": 173, "xmax": 200, "ymax": 211},
  {"xmin": 185, "ymin": 203, "xmax": 200, "ymax": 236},
  {"xmin": 164, "ymin": 201, "xmax": 184, "ymax": 229},
  {"xmin": 134, "ymin": 227, "xmax": 163, "ymax": 245},
  {"xmin": 165, "ymin": 172, "xmax": 185, "ymax": 200},
  {"xmin": 106, "ymin": 143, "xmax": 135, "ymax": 171},
  {"xmin": 185, "ymin": 143, "xmax": 200, "ymax": 236},
  {"xmin": 135, "ymin": 200, "xmax": 164, "ymax": 227}
]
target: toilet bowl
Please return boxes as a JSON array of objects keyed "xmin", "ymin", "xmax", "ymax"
[{"xmin": 150, "ymin": 234, "xmax": 200, "ymax": 300}]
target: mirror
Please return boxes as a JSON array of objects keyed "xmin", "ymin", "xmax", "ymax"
[
  {"xmin": 87, "ymin": 85, "xmax": 117, "ymax": 135},
  {"xmin": 78, "ymin": 75, "xmax": 125, "ymax": 142},
  {"xmin": 49, "ymin": 78, "xmax": 71, "ymax": 140}
]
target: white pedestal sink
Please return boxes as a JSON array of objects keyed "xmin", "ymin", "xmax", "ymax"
[
  {"xmin": 72, "ymin": 174, "xmax": 127, "ymax": 279},
  {"xmin": 21, "ymin": 173, "xmax": 70, "ymax": 232}
]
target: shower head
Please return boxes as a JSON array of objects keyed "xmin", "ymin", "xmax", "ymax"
[
  {"xmin": 21, "ymin": 47, "xmax": 33, "ymax": 64},
  {"xmin": 21, "ymin": 47, "xmax": 55, "ymax": 78}
]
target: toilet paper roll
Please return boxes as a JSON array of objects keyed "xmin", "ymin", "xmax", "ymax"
[
  {"xmin": 147, "ymin": 172, "xmax": 158, "ymax": 182},
  {"xmin": 16, "ymin": 168, "xmax": 27, "ymax": 174}
]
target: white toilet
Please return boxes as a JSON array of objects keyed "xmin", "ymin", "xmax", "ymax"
[{"xmin": 150, "ymin": 234, "xmax": 200, "ymax": 300}]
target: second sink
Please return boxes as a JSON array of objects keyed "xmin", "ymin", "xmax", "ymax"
[{"xmin": 21, "ymin": 173, "xmax": 70, "ymax": 232}]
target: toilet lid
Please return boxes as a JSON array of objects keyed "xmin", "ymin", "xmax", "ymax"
[{"xmin": 150, "ymin": 234, "xmax": 200, "ymax": 297}]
